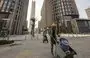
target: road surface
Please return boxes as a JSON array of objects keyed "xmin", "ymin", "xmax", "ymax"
[
  {"xmin": 0, "ymin": 34, "xmax": 90, "ymax": 58},
  {"xmin": 0, "ymin": 35, "xmax": 53, "ymax": 58}
]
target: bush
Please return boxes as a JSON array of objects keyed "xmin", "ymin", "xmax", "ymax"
[{"xmin": 0, "ymin": 40, "xmax": 14, "ymax": 45}]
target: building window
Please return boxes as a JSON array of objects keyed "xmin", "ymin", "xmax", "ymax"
[
  {"xmin": 1, "ymin": 0, "xmax": 8, "ymax": 12},
  {"xmin": 0, "ymin": 0, "xmax": 4, "ymax": 9},
  {"xmin": 6, "ymin": 1, "xmax": 11, "ymax": 12}
]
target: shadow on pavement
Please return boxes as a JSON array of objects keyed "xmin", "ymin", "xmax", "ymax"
[
  {"xmin": 9, "ymin": 43, "xmax": 22, "ymax": 47},
  {"xmin": 13, "ymin": 40, "xmax": 25, "ymax": 41}
]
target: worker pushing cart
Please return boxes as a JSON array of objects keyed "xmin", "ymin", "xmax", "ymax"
[
  {"xmin": 50, "ymin": 23, "xmax": 77, "ymax": 58},
  {"xmin": 54, "ymin": 37, "xmax": 77, "ymax": 58}
]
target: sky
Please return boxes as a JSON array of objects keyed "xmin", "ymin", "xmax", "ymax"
[{"xmin": 27, "ymin": 0, "xmax": 90, "ymax": 28}]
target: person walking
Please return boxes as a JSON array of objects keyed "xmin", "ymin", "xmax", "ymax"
[
  {"xmin": 43, "ymin": 30, "xmax": 48, "ymax": 43},
  {"xmin": 50, "ymin": 24, "xmax": 57, "ymax": 55}
]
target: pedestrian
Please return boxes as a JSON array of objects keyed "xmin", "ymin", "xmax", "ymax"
[
  {"xmin": 50, "ymin": 26, "xmax": 57, "ymax": 55},
  {"xmin": 43, "ymin": 30, "xmax": 48, "ymax": 43}
]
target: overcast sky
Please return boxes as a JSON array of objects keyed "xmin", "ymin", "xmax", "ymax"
[{"xmin": 27, "ymin": 0, "xmax": 90, "ymax": 28}]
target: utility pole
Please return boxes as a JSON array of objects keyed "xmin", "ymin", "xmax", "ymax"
[
  {"xmin": 56, "ymin": 17, "xmax": 60, "ymax": 34},
  {"xmin": 31, "ymin": 18, "xmax": 35, "ymax": 37}
]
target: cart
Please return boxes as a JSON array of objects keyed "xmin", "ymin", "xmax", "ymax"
[{"xmin": 54, "ymin": 39, "xmax": 77, "ymax": 58}]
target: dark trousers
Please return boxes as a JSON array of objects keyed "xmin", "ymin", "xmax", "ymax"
[
  {"xmin": 51, "ymin": 43, "xmax": 53, "ymax": 54},
  {"xmin": 43, "ymin": 36, "xmax": 48, "ymax": 43},
  {"xmin": 51, "ymin": 42, "xmax": 56, "ymax": 55}
]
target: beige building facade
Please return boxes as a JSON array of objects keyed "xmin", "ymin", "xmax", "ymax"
[
  {"xmin": 39, "ymin": 0, "xmax": 79, "ymax": 33},
  {"xmin": 39, "ymin": 0, "xmax": 53, "ymax": 30}
]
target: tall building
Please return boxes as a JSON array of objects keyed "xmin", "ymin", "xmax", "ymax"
[
  {"xmin": 30, "ymin": 0, "xmax": 35, "ymax": 19},
  {"xmin": 0, "ymin": 0, "xmax": 29, "ymax": 35},
  {"xmin": 40, "ymin": 0, "xmax": 79, "ymax": 33},
  {"xmin": 11, "ymin": 0, "xmax": 29, "ymax": 35},
  {"xmin": 0, "ymin": 0, "xmax": 15, "ymax": 34},
  {"xmin": 0, "ymin": 0, "xmax": 15, "ymax": 13},
  {"xmin": 40, "ymin": 0, "xmax": 53, "ymax": 29},
  {"xmin": 49, "ymin": 0, "xmax": 79, "ymax": 22},
  {"xmin": 86, "ymin": 8, "xmax": 90, "ymax": 19},
  {"xmin": 0, "ymin": 0, "xmax": 15, "ymax": 18},
  {"xmin": 29, "ymin": 0, "xmax": 36, "ymax": 33}
]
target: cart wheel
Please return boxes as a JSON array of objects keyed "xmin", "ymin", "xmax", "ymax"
[{"xmin": 65, "ymin": 54, "xmax": 74, "ymax": 58}]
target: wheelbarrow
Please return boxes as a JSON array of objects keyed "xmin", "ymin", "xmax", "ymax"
[{"xmin": 54, "ymin": 39, "xmax": 77, "ymax": 58}]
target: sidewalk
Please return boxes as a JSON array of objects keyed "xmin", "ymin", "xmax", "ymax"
[
  {"xmin": 60, "ymin": 34, "xmax": 90, "ymax": 37},
  {"xmin": 0, "ymin": 34, "xmax": 90, "ymax": 58},
  {"xmin": 0, "ymin": 34, "xmax": 53, "ymax": 58}
]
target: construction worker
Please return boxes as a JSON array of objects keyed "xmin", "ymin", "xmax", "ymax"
[{"xmin": 50, "ymin": 23, "xmax": 57, "ymax": 55}]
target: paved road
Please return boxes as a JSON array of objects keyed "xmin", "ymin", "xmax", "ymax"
[
  {"xmin": 0, "ymin": 34, "xmax": 90, "ymax": 58},
  {"xmin": 67, "ymin": 37, "xmax": 90, "ymax": 58},
  {"xmin": 0, "ymin": 35, "xmax": 53, "ymax": 58}
]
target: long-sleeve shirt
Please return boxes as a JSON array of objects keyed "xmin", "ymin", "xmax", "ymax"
[{"xmin": 50, "ymin": 29, "xmax": 57, "ymax": 44}]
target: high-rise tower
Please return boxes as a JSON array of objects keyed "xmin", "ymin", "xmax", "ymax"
[
  {"xmin": 30, "ymin": 0, "xmax": 36, "ymax": 36},
  {"xmin": 31, "ymin": 0, "xmax": 35, "ymax": 18},
  {"xmin": 48, "ymin": 0, "xmax": 79, "ymax": 21},
  {"xmin": 11, "ymin": 0, "xmax": 29, "ymax": 35},
  {"xmin": 0, "ymin": 0, "xmax": 29, "ymax": 35},
  {"xmin": 40, "ymin": 0, "xmax": 79, "ymax": 33},
  {"xmin": 29, "ymin": 0, "xmax": 36, "ymax": 29}
]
